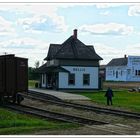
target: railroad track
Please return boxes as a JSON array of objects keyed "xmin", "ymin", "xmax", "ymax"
[
  {"xmin": 3, "ymin": 103, "xmax": 139, "ymax": 135},
  {"xmin": 3, "ymin": 103, "xmax": 108, "ymax": 126},
  {"xmin": 23, "ymin": 90, "xmax": 140, "ymax": 119}
]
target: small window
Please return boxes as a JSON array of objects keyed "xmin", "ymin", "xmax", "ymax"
[
  {"xmin": 138, "ymin": 70, "xmax": 140, "ymax": 76},
  {"xmin": 127, "ymin": 69, "xmax": 131, "ymax": 74},
  {"xmin": 120, "ymin": 70, "xmax": 123, "ymax": 76},
  {"xmin": 68, "ymin": 73, "xmax": 75, "ymax": 85},
  {"xmin": 113, "ymin": 70, "xmax": 115, "ymax": 76},
  {"xmin": 135, "ymin": 70, "xmax": 138, "ymax": 76},
  {"xmin": 83, "ymin": 74, "xmax": 90, "ymax": 85},
  {"xmin": 116, "ymin": 71, "xmax": 118, "ymax": 78}
]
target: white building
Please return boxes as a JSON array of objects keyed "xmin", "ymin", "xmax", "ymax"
[
  {"xmin": 38, "ymin": 29, "xmax": 103, "ymax": 90},
  {"xmin": 106, "ymin": 55, "xmax": 140, "ymax": 81}
]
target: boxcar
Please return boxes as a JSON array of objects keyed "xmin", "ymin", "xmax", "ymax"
[{"xmin": 0, "ymin": 54, "xmax": 28, "ymax": 103}]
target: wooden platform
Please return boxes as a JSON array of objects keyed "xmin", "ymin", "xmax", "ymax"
[{"xmin": 29, "ymin": 88, "xmax": 90, "ymax": 101}]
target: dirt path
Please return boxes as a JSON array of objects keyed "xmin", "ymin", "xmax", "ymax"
[{"xmin": 103, "ymin": 82, "xmax": 140, "ymax": 89}]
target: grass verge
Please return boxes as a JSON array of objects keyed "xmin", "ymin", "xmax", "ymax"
[
  {"xmin": 78, "ymin": 90, "xmax": 140, "ymax": 112},
  {"xmin": 0, "ymin": 107, "xmax": 79, "ymax": 135}
]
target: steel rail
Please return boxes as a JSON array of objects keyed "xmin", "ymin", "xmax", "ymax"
[
  {"xmin": 3, "ymin": 103, "xmax": 108, "ymax": 125},
  {"xmin": 26, "ymin": 90, "xmax": 140, "ymax": 119}
]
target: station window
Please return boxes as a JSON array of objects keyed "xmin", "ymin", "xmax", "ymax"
[
  {"xmin": 68, "ymin": 73, "xmax": 75, "ymax": 85},
  {"xmin": 135, "ymin": 70, "xmax": 140, "ymax": 76},
  {"xmin": 42, "ymin": 74, "xmax": 45, "ymax": 84},
  {"xmin": 83, "ymin": 74, "xmax": 90, "ymax": 85}
]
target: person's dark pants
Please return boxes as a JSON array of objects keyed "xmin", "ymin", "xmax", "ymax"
[{"xmin": 107, "ymin": 97, "xmax": 113, "ymax": 105}]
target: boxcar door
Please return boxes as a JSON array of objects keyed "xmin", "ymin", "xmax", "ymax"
[{"xmin": 16, "ymin": 58, "xmax": 28, "ymax": 92}]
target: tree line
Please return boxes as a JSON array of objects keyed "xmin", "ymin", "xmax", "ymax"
[{"xmin": 28, "ymin": 61, "xmax": 40, "ymax": 80}]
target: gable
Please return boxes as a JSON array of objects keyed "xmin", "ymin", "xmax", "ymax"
[
  {"xmin": 45, "ymin": 34, "xmax": 103, "ymax": 61},
  {"xmin": 44, "ymin": 44, "xmax": 61, "ymax": 60}
]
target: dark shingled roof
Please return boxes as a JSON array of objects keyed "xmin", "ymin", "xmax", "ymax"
[
  {"xmin": 36, "ymin": 63, "xmax": 47, "ymax": 73},
  {"xmin": 107, "ymin": 57, "xmax": 128, "ymax": 66},
  {"xmin": 44, "ymin": 36, "xmax": 103, "ymax": 61},
  {"xmin": 46, "ymin": 44, "xmax": 62, "ymax": 60},
  {"xmin": 36, "ymin": 63, "xmax": 70, "ymax": 73}
]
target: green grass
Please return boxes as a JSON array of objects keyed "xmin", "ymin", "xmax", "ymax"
[
  {"xmin": 28, "ymin": 80, "xmax": 38, "ymax": 88},
  {"xmin": 78, "ymin": 90, "xmax": 140, "ymax": 112},
  {"xmin": 0, "ymin": 107, "xmax": 79, "ymax": 135}
]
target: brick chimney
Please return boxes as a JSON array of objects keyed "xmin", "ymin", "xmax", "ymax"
[
  {"xmin": 124, "ymin": 54, "xmax": 127, "ymax": 58},
  {"xmin": 73, "ymin": 29, "xmax": 77, "ymax": 39}
]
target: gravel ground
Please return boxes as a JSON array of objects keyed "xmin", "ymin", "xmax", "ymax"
[
  {"xmin": 33, "ymin": 125, "xmax": 120, "ymax": 135},
  {"xmin": 33, "ymin": 123, "xmax": 140, "ymax": 135},
  {"xmin": 70, "ymin": 100, "xmax": 134, "ymax": 112},
  {"xmin": 21, "ymin": 98, "xmax": 140, "ymax": 135},
  {"xmin": 21, "ymin": 98, "xmax": 139, "ymax": 124}
]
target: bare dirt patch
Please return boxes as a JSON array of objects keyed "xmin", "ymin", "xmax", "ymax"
[{"xmin": 103, "ymin": 82, "xmax": 140, "ymax": 89}]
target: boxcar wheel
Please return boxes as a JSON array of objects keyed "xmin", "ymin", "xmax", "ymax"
[{"xmin": 17, "ymin": 94, "xmax": 24, "ymax": 105}]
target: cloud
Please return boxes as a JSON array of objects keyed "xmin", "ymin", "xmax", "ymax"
[
  {"xmin": 79, "ymin": 23, "xmax": 134, "ymax": 36},
  {"xmin": 17, "ymin": 15, "xmax": 48, "ymax": 31},
  {"xmin": 95, "ymin": 3, "xmax": 132, "ymax": 9},
  {"xmin": 128, "ymin": 5, "xmax": 140, "ymax": 16},
  {"xmin": 96, "ymin": 4, "xmax": 114, "ymax": 9},
  {"xmin": 0, "ymin": 37, "xmax": 48, "ymax": 49},
  {"xmin": 0, "ymin": 16, "xmax": 15, "ymax": 36},
  {"xmin": 99, "ymin": 11, "xmax": 111, "ymax": 16},
  {"xmin": 0, "ymin": 4, "xmax": 68, "ymax": 33},
  {"xmin": 0, "ymin": 37, "xmax": 49, "ymax": 67},
  {"xmin": 17, "ymin": 14, "xmax": 67, "ymax": 33},
  {"xmin": 94, "ymin": 43, "xmax": 123, "ymax": 64},
  {"xmin": 94, "ymin": 43, "xmax": 120, "ymax": 55},
  {"xmin": 15, "ymin": 5, "xmax": 68, "ymax": 33},
  {"xmin": 124, "ymin": 43, "xmax": 140, "ymax": 55},
  {"xmin": 94, "ymin": 42, "xmax": 140, "ymax": 65}
]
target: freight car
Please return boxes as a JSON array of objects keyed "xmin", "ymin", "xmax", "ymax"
[{"xmin": 0, "ymin": 54, "xmax": 28, "ymax": 104}]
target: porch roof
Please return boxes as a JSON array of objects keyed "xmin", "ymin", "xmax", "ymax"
[{"xmin": 36, "ymin": 64, "xmax": 70, "ymax": 74}]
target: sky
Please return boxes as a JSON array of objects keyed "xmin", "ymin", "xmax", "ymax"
[{"xmin": 0, "ymin": 3, "xmax": 140, "ymax": 67}]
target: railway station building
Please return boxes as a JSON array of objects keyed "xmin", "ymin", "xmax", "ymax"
[
  {"xmin": 106, "ymin": 55, "xmax": 140, "ymax": 81},
  {"xmin": 38, "ymin": 29, "xmax": 103, "ymax": 90}
]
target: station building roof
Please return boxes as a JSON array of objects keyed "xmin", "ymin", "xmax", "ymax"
[{"xmin": 44, "ymin": 29, "xmax": 103, "ymax": 61}]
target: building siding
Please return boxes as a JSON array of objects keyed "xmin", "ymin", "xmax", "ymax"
[
  {"xmin": 106, "ymin": 66, "xmax": 127, "ymax": 81},
  {"xmin": 58, "ymin": 66, "xmax": 99, "ymax": 89},
  {"xmin": 106, "ymin": 56, "xmax": 140, "ymax": 82},
  {"xmin": 38, "ymin": 29, "xmax": 102, "ymax": 90}
]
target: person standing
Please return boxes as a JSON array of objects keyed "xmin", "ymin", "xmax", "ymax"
[{"xmin": 105, "ymin": 87, "xmax": 114, "ymax": 105}]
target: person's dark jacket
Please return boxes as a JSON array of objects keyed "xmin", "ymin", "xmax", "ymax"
[{"xmin": 105, "ymin": 88, "xmax": 114, "ymax": 98}]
